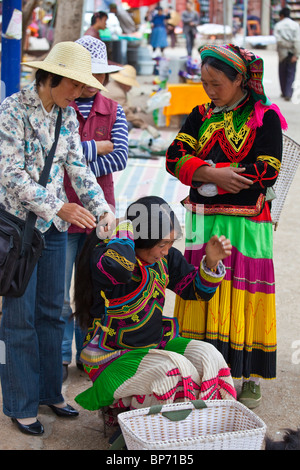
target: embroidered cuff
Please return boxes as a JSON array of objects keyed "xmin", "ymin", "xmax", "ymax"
[
  {"xmin": 176, "ymin": 156, "xmax": 210, "ymax": 187},
  {"xmin": 201, "ymin": 255, "xmax": 226, "ymax": 279}
]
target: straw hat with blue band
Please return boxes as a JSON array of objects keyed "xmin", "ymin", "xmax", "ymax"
[
  {"xmin": 22, "ymin": 41, "xmax": 107, "ymax": 92},
  {"xmin": 199, "ymin": 44, "xmax": 271, "ymax": 106}
]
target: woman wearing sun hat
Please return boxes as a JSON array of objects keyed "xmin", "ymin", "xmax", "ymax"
[
  {"xmin": 0, "ymin": 41, "xmax": 115, "ymax": 435},
  {"xmin": 61, "ymin": 36, "xmax": 129, "ymax": 380},
  {"xmin": 101, "ymin": 64, "xmax": 141, "ymax": 129},
  {"xmin": 102, "ymin": 64, "xmax": 157, "ymax": 134},
  {"xmin": 166, "ymin": 44, "xmax": 288, "ymax": 409}
]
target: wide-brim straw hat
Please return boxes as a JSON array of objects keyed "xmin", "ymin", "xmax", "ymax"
[
  {"xmin": 76, "ymin": 36, "xmax": 123, "ymax": 74},
  {"xmin": 22, "ymin": 41, "xmax": 107, "ymax": 91},
  {"xmin": 110, "ymin": 65, "xmax": 140, "ymax": 88}
]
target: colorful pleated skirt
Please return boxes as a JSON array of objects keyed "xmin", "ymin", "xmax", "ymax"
[
  {"xmin": 75, "ymin": 337, "xmax": 236, "ymax": 411},
  {"xmin": 174, "ymin": 205, "xmax": 277, "ymax": 380}
]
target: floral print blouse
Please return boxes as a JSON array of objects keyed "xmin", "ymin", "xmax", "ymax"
[{"xmin": 0, "ymin": 82, "xmax": 111, "ymax": 233}]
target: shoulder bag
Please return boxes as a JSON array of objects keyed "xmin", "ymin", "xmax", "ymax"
[{"xmin": 0, "ymin": 108, "xmax": 62, "ymax": 297}]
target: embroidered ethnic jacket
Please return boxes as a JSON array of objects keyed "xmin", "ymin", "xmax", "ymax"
[
  {"xmin": 87, "ymin": 221, "xmax": 226, "ymax": 351},
  {"xmin": 0, "ymin": 82, "xmax": 111, "ymax": 233},
  {"xmin": 166, "ymin": 95, "xmax": 283, "ymax": 217}
]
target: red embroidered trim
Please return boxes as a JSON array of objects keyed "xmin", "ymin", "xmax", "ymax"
[
  {"xmin": 198, "ymin": 128, "xmax": 256, "ymax": 163},
  {"xmin": 182, "ymin": 193, "xmax": 265, "ymax": 217}
]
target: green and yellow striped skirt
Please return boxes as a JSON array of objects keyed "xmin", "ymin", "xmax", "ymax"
[{"xmin": 175, "ymin": 206, "xmax": 276, "ymax": 380}]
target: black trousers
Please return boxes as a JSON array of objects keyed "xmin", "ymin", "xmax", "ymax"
[{"xmin": 279, "ymin": 55, "xmax": 297, "ymax": 98}]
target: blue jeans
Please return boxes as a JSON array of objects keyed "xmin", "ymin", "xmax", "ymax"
[
  {"xmin": 61, "ymin": 232, "xmax": 86, "ymax": 364},
  {"xmin": 0, "ymin": 225, "xmax": 67, "ymax": 419}
]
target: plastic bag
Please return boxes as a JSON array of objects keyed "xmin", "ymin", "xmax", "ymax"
[{"xmin": 146, "ymin": 90, "xmax": 171, "ymax": 113}]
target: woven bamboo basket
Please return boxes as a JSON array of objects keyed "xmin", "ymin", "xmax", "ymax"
[
  {"xmin": 118, "ymin": 400, "xmax": 267, "ymax": 450},
  {"xmin": 271, "ymin": 134, "xmax": 300, "ymax": 230}
]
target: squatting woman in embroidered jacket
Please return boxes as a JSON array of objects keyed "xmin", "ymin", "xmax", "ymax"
[
  {"xmin": 74, "ymin": 197, "xmax": 236, "ymax": 419},
  {"xmin": 166, "ymin": 44, "xmax": 288, "ymax": 409}
]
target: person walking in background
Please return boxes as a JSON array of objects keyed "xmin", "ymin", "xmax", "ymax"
[
  {"xmin": 84, "ymin": 11, "xmax": 108, "ymax": 39},
  {"xmin": 0, "ymin": 41, "xmax": 115, "ymax": 436},
  {"xmin": 274, "ymin": 7, "xmax": 300, "ymax": 101},
  {"xmin": 62, "ymin": 36, "xmax": 128, "ymax": 381},
  {"xmin": 166, "ymin": 44, "xmax": 287, "ymax": 410},
  {"xmin": 181, "ymin": 1, "xmax": 199, "ymax": 57},
  {"xmin": 150, "ymin": 7, "xmax": 170, "ymax": 56}
]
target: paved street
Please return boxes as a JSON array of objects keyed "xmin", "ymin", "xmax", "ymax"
[{"xmin": 0, "ymin": 45, "xmax": 300, "ymax": 451}]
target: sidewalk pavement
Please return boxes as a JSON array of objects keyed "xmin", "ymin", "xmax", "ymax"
[{"xmin": 0, "ymin": 45, "xmax": 300, "ymax": 450}]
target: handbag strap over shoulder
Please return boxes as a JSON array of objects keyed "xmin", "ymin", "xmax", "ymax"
[
  {"xmin": 22, "ymin": 108, "xmax": 62, "ymax": 252},
  {"xmin": 38, "ymin": 107, "xmax": 62, "ymax": 187}
]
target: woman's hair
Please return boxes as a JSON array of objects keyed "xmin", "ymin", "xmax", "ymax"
[
  {"xmin": 201, "ymin": 56, "xmax": 241, "ymax": 82},
  {"xmin": 125, "ymin": 196, "xmax": 182, "ymax": 249},
  {"xmin": 91, "ymin": 11, "xmax": 108, "ymax": 25},
  {"xmin": 35, "ymin": 69, "xmax": 63, "ymax": 88},
  {"xmin": 74, "ymin": 228, "xmax": 99, "ymax": 330},
  {"xmin": 74, "ymin": 196, "xmax": 182, "ymax": 329}
]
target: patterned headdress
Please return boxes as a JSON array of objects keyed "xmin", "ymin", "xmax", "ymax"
[
  {"xmin": 199, "ymin": 43, "xmax": 288, "ymax": 130},
  {"xmin": 199, "ymin": 44, "xmax": 271, "ymax": 106}
]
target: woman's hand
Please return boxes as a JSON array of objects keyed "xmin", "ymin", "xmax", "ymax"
[
  {"xmin": 205, "ymin": 235, "xmax": 232, "ymax": 270},
  {"xmin": 57, "ymin": 203, "xmax": 97, "ymax": 229},
  {"xmin": 96, "ymin": 212, "xmax": 116, "ymax": 239},
  {"xmin": 193, "ymin": 165, "xmax": 253, "ymax": 194},
  {"xmin": 213, "ymin": 167, "xmax": 253, "ymax": 193}
]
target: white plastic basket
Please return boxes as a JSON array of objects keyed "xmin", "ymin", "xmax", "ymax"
[{"xmin": 118, "ymin": 400, "xmax": 267, "ymax": 450}]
